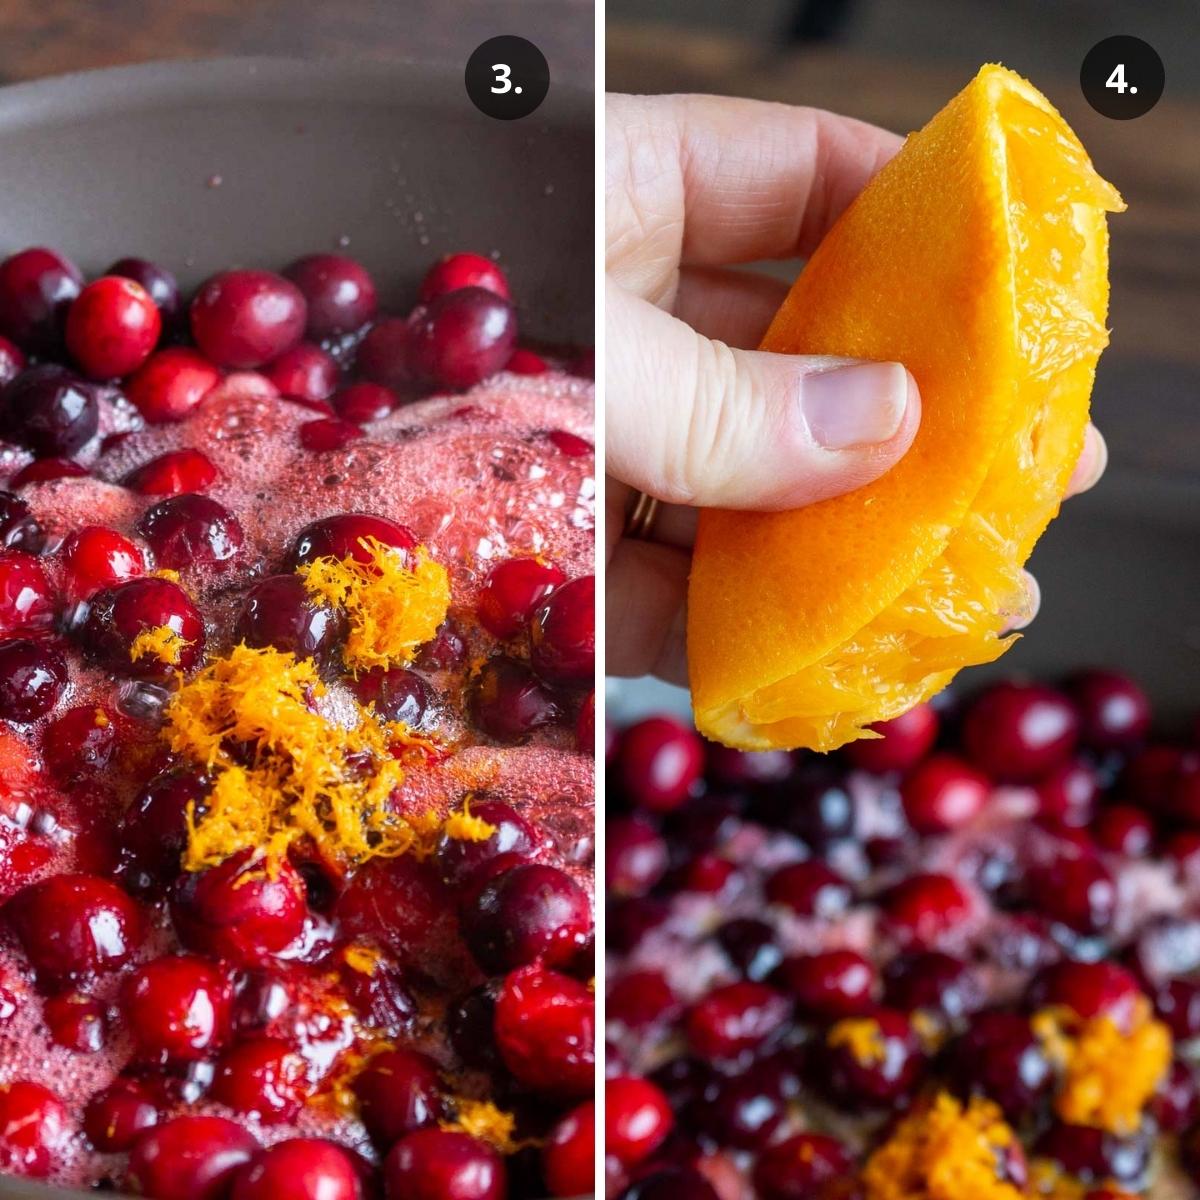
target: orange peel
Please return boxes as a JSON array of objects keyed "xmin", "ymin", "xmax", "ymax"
[{"xmin": 688, "ymin": 64, "xmax": 1124, "ymax": 751}]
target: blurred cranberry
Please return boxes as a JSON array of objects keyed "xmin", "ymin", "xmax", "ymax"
[
  {"xmin": 0, "ymin": 336, "xmax": 25, "ymax": 386},
  {"xmin": 607, "ymin": 816, "xmax": 668, "ymax": 898},
  {"xmin": 765, "ymin": 860, "xmax": 851, "ymax": 917},
  {"xmin": 884, "ymin": 951, "xmax": 983, "ymax": 1019},
  {"xmin": 901, "ymin": 753, "xmax": 989, "ymax": 833},
  {"xmin": 606, "ymin": 1075, "xmax": 673, "ymax": 1168},
  {"xmin": 332, "ymin": 381, "xmax": 397, "ymax": 423},
  {"xmin": 608, "ymin": 970, "xmax": 679, "ymax": 1030},
  {"xmin": 284, "ymin": 254, "xmax": 378, "ymax": 339},
  {"xmin": 1094, "ymin": 803, "xmax": 1154, "ymax": 857},
  {"xmin": 686, "ymin": 982, "xmax": 789, "ymax": 1059},
  {"xmin": 883, "ymin": 872, "xmax": 974, "ymax": 947},
  {"xmin": 265, "ymin": 342, "xmax": 337, "ymax": 403},
  {"xmin": 419, "ymin": 253, "xmax": 510, "ymax": 304},
  {"xmin": 1034, "ymin": 1122, "xmax": 1149, "ymax": 1186},
  {"xmin": 0, "ymin": 247, "xmax": 82, "ymax": 354},
  {"xmin": 753, "ymin": 1133, "xmax": 852, "ymax": 1200},
  {"xmin": 777, "ymin": 949, "xmax": 877, "ymax": 1019},
  {"xmin": 945, "ymin": 1011, "xmax": 1052, "ymax": 1119},
  {"xmin": 542, "ymin": 1101, "xmax": 594, "ymax": 1198},
  {"xmin": 819, "ymin": 1009, "xmax": 923, "ymax": 1108},
  {"xmin": 1150, "ymin": 1059, "xmax": 1199, "ymax": 1133},
  {"xmin": 1026, "ymin": 850, "xmax": 1116, "ymax": 936},
  {"xmin": 1030, "ymin": 960, "xmax": 1141, "ymax": 1026},
  {"xmin": 355, "ymin": 318, "xmax": 411, "ymax": 390},
  {"xmin": 962, "ymin": 681, "xmax": 1079, "ymax": 783},
  {"xmin": 127, "ymin": 347, "xmax": 220, "ymax": 424},
  {"xmin": 618, "ymin": 716, "xmax": 703, "ymax": 813},
  {"xmin": 845, "ymin": 703, "xmax": 938, "ymax": 774},
  {"xmin": 1037, "ymin": 757, "xmax": 1099, "ymax": 828},
  {"xmin": 1067, "ymin": 669, "xmax": 1151, "ymax": 752},
  {"xmin": 715, "ymin": 918, "xmax": 785, "ymax": 984}
]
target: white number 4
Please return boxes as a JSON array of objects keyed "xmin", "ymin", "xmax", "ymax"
[
  {"xmin": 491, "ymin": 63, "xmax": 513, "ymax": 94},
  {"xmin": 1106, "ymin": 63, "xmax": 1129, "ymax": 93}
]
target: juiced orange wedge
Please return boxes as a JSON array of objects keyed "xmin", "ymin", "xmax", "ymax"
[{"xmin": 688, "ymin": 64, "xmax": 1124, "ymax": 751}]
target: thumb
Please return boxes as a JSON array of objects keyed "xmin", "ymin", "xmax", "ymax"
[{"xmin": 607, "ymin": 281, "xmax": 920, "ymax": 510}]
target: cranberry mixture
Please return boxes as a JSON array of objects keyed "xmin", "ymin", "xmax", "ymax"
[
  {"xmin": 0, "ymin": 246, "xmax": 595, "ymax": 1197},
  {"xmin": 606, "ymin": 675, "xmax": 1200, "ymax": 1200}
]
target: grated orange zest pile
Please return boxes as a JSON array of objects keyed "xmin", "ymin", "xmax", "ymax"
[
  {"xmin": 442, "ymin": 1098, "xmax": 525, "ymax": 1153},
  {"xmin": 442, "ymin": 798, "xmax": 499, "ymax": 843},
  {"xmin": 827, "ymin": 1016, "xmax": 887, "ymax": 1066},
  {"xmin": 129, "ymin": 624, "xmax": 189, "ymax": 667}
]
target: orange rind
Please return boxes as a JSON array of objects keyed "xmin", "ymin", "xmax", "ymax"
[{"xmin": 688, "ymin": 64, "xmax": 1124, "ymax": 751}]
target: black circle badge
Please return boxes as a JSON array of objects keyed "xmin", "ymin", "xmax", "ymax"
[
  {"xmin": 1080, "ymin": 35, "xmax": 1164, "ymax": 120},
  {"xmin": 465, "ymin": 36, "xmax": 550, "ymax": 121}
]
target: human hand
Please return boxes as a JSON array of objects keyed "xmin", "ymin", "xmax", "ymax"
[{"xmin": 605, "ymin": 93, "xmax": 1107, "ymax": 684}]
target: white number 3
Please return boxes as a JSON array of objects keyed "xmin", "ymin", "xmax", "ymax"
[
  {"xmin": 491, "ymin": 64, "xmax": 513, "ymax": 94},
  {"xmin": 1106, "ymin": 63, "xmax": 1128, "ymax": 93}
]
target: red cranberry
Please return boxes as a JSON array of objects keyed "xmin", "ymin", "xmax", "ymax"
[
  {"xmin": 190, "ymin": 269, "xmax": 306, "ymax": 368},
  {"xmin": 577, "ymin": 691, "xmax": 595, "ymax": 753},
  {"xmin": 962, "ymin": 681, "xmax": 1079, "ymax": 782},
  {"xmin": 420, "ymin": 253, "xmax": 510, "ymax": 304},
  {"xmin": 82, "ymin": 576, "xmax": 204, "ymax": 679},
  {"xmin": 0, "ymin": 1080, "xmax": 67, "ymax": 1177},
  {"xmin": 123, "ymin": 954, "xmax": 233, "ymax": 1062},
  {"xmin": 348, "ymin": 666, "xmax": 430, "ymax": 728},
  {"xmin": 1, "ymin": 365, "xmax": 99, "ymax": 456},
  {"xmin": 1034, "ymin": 1122, "xmax": 1149, "ymax": 1185},
  {"xmin": 264, "ymin": 342, "xmax": 337, "ymax": 403},
  {"xmin": 435, "ymin": 798, "xmax": 541, "ymax": 887},
  {"xmin": 606, "ymin": 1075, "xmax": 673, "ymax": 1167},
  {"xmin": 469, "ymin": 655, "xmax": 562, "ymax": 742},
  {"xmin": 62, "ymin": 525, "xmax": 144, "ymax": 596},
  {"xmin": 464, "ymin": 862, "xmax": 592, "ymax": 972},
  {"xmin": 299, "ymin": 416, "xmax": 363, "ymax": 451},
  {"xmin": 714, "ymin": 919, "xmax": 784, "ymax": 983},
  {"xmin": 608, "ymin": 970, "xmax": 680, "ymax": 1030},
  {"xmin": 900, "ymin": 753, "xmax": 989, "ymax": 833},
  {"xmin": 83, "ymin": 1080, "xmax": 158, "ymax": 1152},
  {"xmin": 547, "ymin": 429, "xmax": 592, "ymax": 456},
  {"xmin": 1094, "ymin": 803, "xmax": 1154, "ymax": 856},
  {"xmin": 351, "ymin": 1047, "xmax": 444, "ymax": 1146},
  {"xmin": 128, "ymin": 1114, "xmax": 258, "ymax": 1200},
  {"xmin": 7, "ymin": 872, "xmax": 141, "ymax": 976},
  {"xmin": 355, "ymin": 318, "xmax": 411, "ymax": 390},
  {"xmin": 884, "ymin": 951, "xmax": 983, "ymax": 1019},
  {"xmin": 820, "ymin": 1008, "xmax": 922, "ymax": 1108},
  {"xmin": 946, "ymin": 1011, "xmax": 1052, "ymax": 1119},
  {"xmin": 43, "ymin": 989, "xmax": 106, "ymax": 1051},
  {"xmin": 1027, "ymin": 848, "xmax": 1116, "ymax": 936},
  {"xmin": 777, "ymin": 949, "xmax": 876, "ymax": 1019},
  {"xmin": 288, "ymin": 512, "xmax": 417, "ymax": 568},
  {"xmin": 332, "ymin": 381, "xmax": 397, "ymax": 423},
  {"xmin": 1123, "ymin": 743, "xmax": 1183, "ymax": 813},
  {"xmin": 42, "ymin": 704, "xmax": 118, "ymax": 786},
  {"xmin": 477, "ymin": 557, "xmax": 567, "ymax": 639},
  {"xmin": 106, "ymin": 256, "xmax": 182, "ymax": 327},
  {"xmin": 883, "ymin": 872, "xmax": 974, "ymax": 947},
  {"xmin": 686, "ymin": 981, "xmax": 788, "ymax": 1059},
  {"xmin": 284, "ymin": 254, "xmax": 377, "ymax": 339},
  {"xmin": 126, "ymin": 448, "xmax": 218, "ymax": 496},
  {"xmin": 137, "ymin": 493, "xmax": 243, "ymax": 570},
  {"xmin": 675, "ymin": 853, "xmax": 739, "ymax": 895},
  {"xmin": 774, "ymin": 769, "xmax": 857, "ymax": 848},
  {"xmin": 171, "ymin": 850, "xmax": 307, "ymax": 965},
  {"xmin": 845, "ymin": 703, "xmax": 938, "ymax": 774},
  {"xmin": 66, "ymin": 276, "xmax": 161, "ymax": 379},
  {"xmin": 705, "ymin": 745, "xmax": 794, "ymax": 788},
  {"xmin": 697, "ymin": 1063, "xmax": 790, "ymax": 1151},
  {"xmin": 10, "ymin": 456, "xmax": 87, "ymax": 486},
  {"xmin": 752, "ymin": 1133, "xmax": 852, "ymax": 1200},
  {"xmin": 529, "ymin": 575, "xmax": 594, "ymax": 687},
  {"xmin": 118, "ymin": 769, "xmax": 209, "ymax": 892},
  {"xmin": 1153, "ymin": 978, "xmax": 1200, "ymax": 1040},
  {"xmin": 494, "ymin": 965, "xmax": 594, "ymax": 1095},
  {"xmin": 0, "ymin": 491, "xmax": 42, "ymax": 553},
  {"xmin": 235, "ymin": 573, "xmax": 345, "ymax": 665},
  {"xmin": 384, "ymin": 1129, "xmax": 504, "ymax": 1200},
  {"xmin": 1067, "ymin": 669, "xmax": 1151, "ymax": 752},
  {"xmin": 1151, "ymin": 1059, "xmax": 1199, "ymax": 1133},
  {"xmin": 127, "ymin": 347, "xmax": 220, "ymax": 424},
  {"xmin": 334, "ymin": 855, "xmax": 447, "ymax": 958},
  {"xmin": 0, "ymin": 335, "xmax": 25, "ymax": 386},
  {"xmin": 407, "ymin": 288, "xmax": 517, "ymax": 391},
  {"xmin": 508, "ymin": 348, "xmax": 548, "ymax": 375},
  {"xmin": 446, "ymin": 982, "xmax": 501, "ymax": 1069},
  {"xmin": 0, "ymin": 550, "xmax": 53, "ymax": 634},
  {"xmin": 212, "ymin": 1036, "xmax": 308, "ymax": 1122},
  {"xmin": 543, "ymin": 1101, "xmax": 594, "ymax": 1198},
  {"xmin": 765, "ymin": 860, "xmax": 851, "ymax": 917},
  {"xmin": 0, "ymin": 247, "xmax": 82, "ymax": 354},
  {"xmin": 231, "ymin": 1138, "xmax": 362, "ymax": 1200},
  {"xmin": 1166, "ymin": 829, "xmax": 1200, "ymax": 879},
  {"xmin": 0, "ymin": 636, "xmax": 66, "ymax": 726},
  {"xmin": 606, "ymin": 816, "xmax": 667, "ymax": 898},
  {"xmin": 618, "ymin": 716, "xmax": 703, "ymax": 813},
  {"xmin": 1030, "ymin": 960, "xmax": 1141, "ymax": 1025},
  {"xmin": 608, "ymin": 896, "xmax": 669, "ymax": 955},
  {"xmin": 1037, "ymin": 757, "xmax": 1099, "ymax": 828}
]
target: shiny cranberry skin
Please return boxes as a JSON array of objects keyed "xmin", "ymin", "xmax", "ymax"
[
  {"xmin": 753, "ymin": 1133, "xmax": 852, "ymax": 1200},
  {"xmin": 1030, "ymin": 960, "xmax": 1141, "ymax": 1025},
  {"xmin": 129, "ymin": 1114, "xmax": 258, "ymax": 1200},
  {"xmin": 713, "ymin": 918, "xmax": 783, "ymax": 983},
  {"xmin": 607, "ymin": 816, "xmax": 668, "ymax": 898},
  {"xmin": 1151, "ymin": 1059, "xmax": 1199, "ymax": 1133},
  {"xmin": 264, "ymin": 342, "xmax": 337, "ymax": 403},
  {"xmin": 1, "ymin": 365, "xmax": 99, "ymax": 456},
  {"xmin": 508, "ymin": 347, "xmax": 548, "ymax": 375},
  {"xmin": 0, "ymin": 1081, "xmax": 67, "ymax": 1177},
  {"xmin": 42, "ymin": 704, "xmax": 118, "ymax": 786},
  {"xmin": 348, "ymin": 666, "xmax": 430, "ymax": 728},
  {"xmin": 606, "ymin": 1075, "xmax": 673, "ymax": 1167},
  {"xmin": 123, "ymin": 954, "xmax": 233, "ymax": 1063},
  {"xmin": 0, "ymin": 636, "xmax": 67, "ymax": 721},
  {"xmin": 212, "ymin": 1036, "xmax": 308, "ymax": 1122},
  {"xmin": 946, "ymin": 1011, "xmax": 1051, "ymax": 1119},
  {"xmin": 0, "ymin": 491, "xmax": 42, "ymax": 553},
  {"xmin": 335, "ymin": 855, "xmax": 447, "ymax": 958},
  {"xmin": 1067, "ymin": 669, "xmax": 1151, "ymax": 752},
  {"xmin": 7, "ymin": 872, "xmax": 141, "ymax": 976},
  {"xmin": 962, "ymin": 681, "xmax": 1079, "ymax": 783},
  {"xmin": 435, "ymin": 799, "xmax": 541, "ymax": 887},
  {"xmin": 231, "ymin": 1138, "xmax": 361, "ymax": 1200},
  {"xmin": 355, "ymin": 318, "xmax": 411, "ymax": 390},
  {"xmin": 697, "ymin": 1065, "xmax": 790, "ymax": 1151},
  {"xmin": 778, "ymin": 949, "xmax": 877, "ymax": 1019},
  {"xmin": 138, "ymin": 493, "xmax": 243, "ymax": 571},
  {"xmin": 420, "ymin": 253, "xmax": 510, "ymax": 304},
  {"xmin": 299, "ymin": 416, "xmax": 363, "ymax": 451},
  {"xmin": 284, "ymin": 254, "xmax": 377, "ymax": 339},
  {"xmin": 126, "ymin": 448, "xmax": 218, "ymax": 496},
  {"xmin": 820, "ymin": 1009, "xmax": 922, "ymax": 1108},
  {"xmin": 66, "ymin": 276, "xmax": 161, "ymax": 379},
  {"xmin": 288, "ymin": 512, "xmax": 417, "ymax": 568},
  {"xmin": 465, "ymin": 862, "xmax": 591, "ymax": 972},
  {"xmin": 494, "ymin": 965, "xmax": 594, "ymax": 1095},
  {"xmin": 62, "ymin": 525, "xmax": 144, "ymax": 596},
  {"xmin": 44, "ymin": 990, "xmax": 106, "ymax": 1051},
  {"xmin": 901, "ymin": 753, "xmax": 989, "ymax": 833},
  {"xmin": 469, "ymin": 655, "xmax": 561, "ymax": 742},
  {"xmin": 127, "ymin": 347, "xmax": 220, "ymax": 424},
  {"xmin": 1034, "ymin": 1122, "xmax": 1149, "ymax": 1185},
  {"xmin": 384, "ymin": 1129, "xmax": 504, "ymax": 1200},
  {"xmin": 0, "ymin": 247, "xmax": 82, "ymax": 354},
  {"xmin": 883, "ymin": 872, "xmax": 974, "ymax": 947},
  {"xmin": 529, "ymin": 575, "xmax": 594, "ymax": 687},
  {"xmin": 0, "ymin": 336, "xmax": 24, "ymax": 386},
  {"xmin": 171, "ymin": 850, "xmax": 307, "ymax": 965},
  {"xmin": 543, "ymin": 1101, "xmax": 594, "ymax": 1198},
  {"xmin": 10, "ymin": 456, "xmax": 87, "ymax": 487},
  {"xmin": 235, "ymin": 573, "xmax": 345, "ymax": 664},
  {"xmin": 845, "ymin": 703, "xmax": 938, "ymax": 775},
  {"xmin": 477, "ymin": 557, "xmax": 566, "ymax": 639},
  {"xmin": 1027, "ymin": 849, "xmax": 1116, "ymax": 936},
  {"xmin": 577, "ymin": 691, "xmax": 596, "ymax": 753},
  {"xmin": 772, "ymin": 767, "xmax": 857, "ymax": 848},
  {"xmin": 84, "ymin": 1080, "xmax": 158, "ymax": 1152},
  {"xmin": 82, "ymin": 576, "xmax": 204, "ymax": 679},
  {"xmin": 686, "ymin": 981, "xmax": 788, "ymax": 1059},
  {"xmin": 765, "ymin": 860, "xmax": 851, "ymax": 917},
  {"xmin": 1094, "ymin": 803, "xmax": 1154, "ymax": 856},
  {"xmin": 118, "ymin": 770, "xmax": 209, "ymax": 892},
  {"xmin": 106, "ymin": 256, "xmax": 182, "ymax": 326},
  {"xmin": 331, "ymin": 381, "xmax": 396, "ymax": 423},
  {"xmin": 608, "ymin": 970, "xmax": 679, "ymax": 1030},
  {"xmin": 1037, "ymin": 757, "xmax": 1099, "ymax": 828},
  {"xmin": 190, "ymin": 269, "xmax": 306, "ymax": 368},
  {"xmin": 0, "ymin": 551, "xmax": 53, "ymax": 634},
  {"xmin": 884, "ymin": 951, "xmax": 983, "ymax": 1019},
  {"xmin": 351, "ymin": 1047, "xmax": 443, "ymax": 1146},
  {"xmin": 618, "ymin": 716, "xmax": 703, "ymax": 813},
  {"xmin": 407, "ymin": 288, "xmax": 517, "ymax": 391}
]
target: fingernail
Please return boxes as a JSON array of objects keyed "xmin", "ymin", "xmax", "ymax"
[
  {"xmin": 1007, "ymin": 571, "xmax": 1041, "ymax": 632},
  {"xmin": 800, "ymin": 362, "xmax": 913, "ymax": 450}
]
